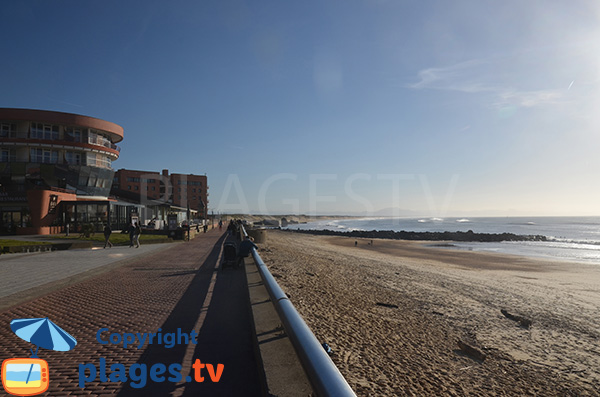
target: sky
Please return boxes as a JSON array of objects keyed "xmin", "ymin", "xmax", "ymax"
[{"xmin": 2, "ymin": 0, "xmax": 600, "ymax": 216}]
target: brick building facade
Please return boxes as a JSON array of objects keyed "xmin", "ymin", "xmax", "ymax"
[{"xmin": 112, "ymin": 169, "xmax": 208, "ymax": 217}]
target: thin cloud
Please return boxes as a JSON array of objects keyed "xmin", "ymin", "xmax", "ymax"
[
  {"xmin": 409, "ymin": 58, "xmax": 565, "ymax": 109},
  {"xmin": 409, "ymin": 59, "xmax": 491, "ymax": 93},
  {"xmin": 495, "ymin": 90, "xmax": 563, "ymax": 108}
]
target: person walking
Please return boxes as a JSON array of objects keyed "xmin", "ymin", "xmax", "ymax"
[
  {"xmin": 128, "ymin": 223, "xmax": 135, "ymax": 247},
  {"xmin": 134, "ymin": 222, "xmax": 141, "ymax": 248},
  {"xmin": 103, "ymin": 223, "xmax": 113, "ymax": 248}
]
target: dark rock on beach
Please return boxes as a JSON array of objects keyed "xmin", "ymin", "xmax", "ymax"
[{"xmin": 283, "ymin": 228, "xmax": 547, "ymax": 243}]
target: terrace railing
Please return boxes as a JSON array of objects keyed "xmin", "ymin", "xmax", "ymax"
[{"xmin": 241, "ymin": 225, "xmax": 356, "ymax": 397}]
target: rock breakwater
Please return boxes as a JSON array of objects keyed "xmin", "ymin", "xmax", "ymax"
[{"xmin": 283, "ymin": 228, "xmax": 547, "ymax": 242}]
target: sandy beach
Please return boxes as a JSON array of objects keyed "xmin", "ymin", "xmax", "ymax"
[{"xmin": 258, "ymin": 230, "xmax": 600, "ymax": 396}]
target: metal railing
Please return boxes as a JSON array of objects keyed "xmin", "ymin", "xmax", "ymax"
[
  {"xmin": 242, "ymin": 225, "xmax": 356, "ymax": 397},
  {"xmin": 88, "ymin": 136, "xmax": 121, "ymax": 152},
  {"xmin": 1, "ymin": 136, "xmax": 121, "ymax": 153}
]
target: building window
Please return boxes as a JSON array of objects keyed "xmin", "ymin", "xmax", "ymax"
[
  {"xmin": 86, "ymin": 153, "xmax": 97, "ymax": 167},
  {"xmin": 0, "ymin": 123, "xmax": 16, "ymax": 138},
  {"xmin": 83, "ymin": 153, "xmax": 110, "ymax": 169},
  {"xmin": 134, "ymin": 186, "xmax": 139, "ymax": 191},
  {"xmin": 101, "ymin": 156, "xmax": 112, "ymax": 169},
  {"xmin": 1, "ymin": 149, "xmax": 9, "ymax": 162},
  {"xmin": 30, "ymin": 123, "xmax": 41, "ymax": 139},
  {"xmin": 89, "ymin": 131, "xmax": 102, "ymax": 145},
  {"xmin": 30, "ymin": 123, "xmax": 59, "ymax": 140},
  {"xmin": 88, "ymin": 130, "xmax": 114, "ymax": 148},
  {"xmin": 64, "ymin": 128, "xmax": 82, "ymax": 142},
  {"xmin": 30, "ymin": 148, "xmax": 58, "ymax": 163},
  {"xmin": 65, "ymin": 152, "xmax": 82, "ymax": 165},
  {"xmin": 128, "ymin": 185, "xmax": 132, "ymax": 190}
]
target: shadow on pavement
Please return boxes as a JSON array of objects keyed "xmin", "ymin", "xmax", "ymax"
[{"xmin": 117, "ymin": 233, "xmax": 263, "ymax": 396}]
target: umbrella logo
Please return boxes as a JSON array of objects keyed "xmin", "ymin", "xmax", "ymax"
[{"xmin": 1, "ymin": 317, "xmax": 77, "ymax": 396}]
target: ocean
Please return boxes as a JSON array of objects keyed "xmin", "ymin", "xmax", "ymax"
[{"xmin": 283, "ymin": 216, "xmax": 600, "ymax": 265}]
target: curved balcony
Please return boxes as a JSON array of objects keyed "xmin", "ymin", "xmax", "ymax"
[
  {"xmin": 0, "ymin": 108, "xmax": 124, "ymax": 143},
  {"xmin": 0, "ymin": 137, "xmax": 120, "ymax": 159}
]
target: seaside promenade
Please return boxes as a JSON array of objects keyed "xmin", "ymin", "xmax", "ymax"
[{"xmin": 0, "ymin": 229, "xmax": 264, "ymax": 395}]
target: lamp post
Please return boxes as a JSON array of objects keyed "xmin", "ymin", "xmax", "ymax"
[
  {"xmin": 199, "ymin": 198, "xmax": 207, "ymax": 228},
  {"xmin": 186, "ymin": 203, "xmax": 190, "ymax": 241},
  {"xmin": 204, "ymin": 200, "xmax": 208, "ymax": 228}
]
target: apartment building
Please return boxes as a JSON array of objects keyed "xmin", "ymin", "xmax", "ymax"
[
  {"xmin": 112, "ymin": 169, "xmax": 208, "ymax": 217},
  {"xmin": 0, "ymin": 108, "xmax": 123, "ymax": 234}
]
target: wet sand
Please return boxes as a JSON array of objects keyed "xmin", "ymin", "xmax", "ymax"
[{"xmin": 259, "ymin": 230, "xmax": 600, "ymax": 396}]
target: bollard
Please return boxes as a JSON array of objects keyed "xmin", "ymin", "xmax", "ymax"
[{"xmin": 247, "ymin": 228, "xmax": 267, "ymax": 244}]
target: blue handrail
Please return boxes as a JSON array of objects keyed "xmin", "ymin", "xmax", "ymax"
[{"xmin": 242, "ymin": 225, "xmax": 356, "ymax": 397}]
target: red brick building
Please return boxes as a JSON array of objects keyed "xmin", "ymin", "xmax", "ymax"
[
  {"xmin": 170, "ymin": 173, "xmax": 208, "ymax": 216},
  {"xmin": 112, "ymin": 169, "xmax": 208, "ymax": 217}
]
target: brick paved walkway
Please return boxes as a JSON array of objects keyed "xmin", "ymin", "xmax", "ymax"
[
  {"xmin": 0, "ymin": 230, "xmax": 263, "ymax": 396},
  {"xmin": 0, "ymin": 244, "xmax": 168, "ymax": 302}
]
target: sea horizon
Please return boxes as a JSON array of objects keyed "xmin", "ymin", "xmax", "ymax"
[{"xmin": 281, "ymin": 215, "xmax": 600, "ymax": 265}]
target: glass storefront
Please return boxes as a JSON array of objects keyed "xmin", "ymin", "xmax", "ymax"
[
  {"xmin": 0, "ymin": 207, "xmax": 31, "ymax": 234},
  {"xmin": 0, "ymin": 162, "xmax": 115, "ymax": 197}
]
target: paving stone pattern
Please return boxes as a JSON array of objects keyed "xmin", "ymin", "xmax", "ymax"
[
  {"xmin": 0, "ymin": 244, "xmax": 168, "ymax": 300},
  {"xmin": 0, "ymin": 230, "xmax": 263, "ymax": 396}
]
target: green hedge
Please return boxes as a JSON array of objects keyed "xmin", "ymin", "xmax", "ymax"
[{"xmin": 0, "ymin": 239, "xmax": 51, "ymax": 247}]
